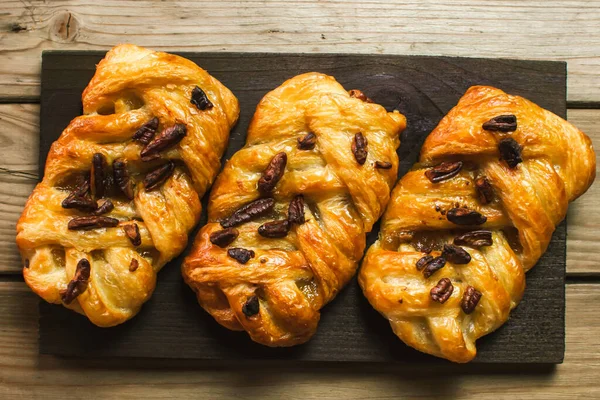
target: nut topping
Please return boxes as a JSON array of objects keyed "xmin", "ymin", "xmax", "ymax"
[
  {"xmin": 258, "ymin": 219, "xmax": 291, "ymax": 238},
  {"xmin": 60, "ymin": 258, "xmax": 91, "ymax": 304},
  {"xmin": 441, "ymin": 244, "xmax": 471, "ymax": 264},
  {"xmin": 141, "ymin": 124, "xmax": 187, "ymax": 161},
  {"xmin": 352, "ymin": 132, "xmax": 368, "ymax": 165},
  {"xmin": 257, "ymin": 152, "xmax": 287, "ymax": 194},
  {"xmin": 447, "ymin": 208, "xmax": 487, "ymax": 226},
  {"xmin": 129, "ymin": 259, "xmax": 139, "ymax": 272},
  {"xmin": 90, "ymin": 153, "xmax": 108, "ymax": 199},
  {"xmin": 297, "ymin": 132, "xmax": 317, "ymax": 150},
  {"xmin": 423, "ymin": 256, "xmax": 447, "ymax": 278},
  {"xmin": 93, "ymin": 199, "xmax": 114, "ymax": 215},
  {"xmin": 242, "ymin": 295, "xmax": 260, "ymax": 317},
  {"xmin": 228, "ymin": 248, "xmax": 255, "ymax": 264},
  {"xmin": 498, "ymin": 138, "xmax": 523, "ymax": 168},
  {"xmin": 68, "ymin": 216, "xmax": 119, "ymax": 231},
  {"xmin": 482, "ymin": 114, "xmax": 517, "ymax": 132},
  {"xmin": 210, "ymin": 228, "xmax": 239, "ymax": 247},
  {"xmin": 475, "ymin": 177, "xmax": 494, "ymax": 204},
  {"xmin": 348, "ymin": 89, "xmax": 373, "ymax": 103},
  {"xmin": 461, "ymin": 286, "xmax": 482, "ymax": 314},
  {"xmin": 123, "ymin": 223, "xmax": 141, "ymax": 246},
  {"xmin": 61, "ymin": 194, "xmax": 97, "ymax": 212},
  {"xmin": 190, "ymin": 86, "xmax": 214, "ymax": 110},
  {"xmin": 425, "ymin": 161, "xmax": 463, "ymax": 183},
  {"xmin": 288, "ymin": 195, "xmax": 305, "ymax": 225},
  {"xmin": 454, "ymin": 230, "xmax": 493, "ymax": 247},
  {"xmin": 132, "ymin": 117, "xmax": 159, "ymax": 145},
  {"xmin": 416, "ymin": 255, "xmax": 434, "ymax": 271},
  {"xmin": 113, "ymin": 158, "xmax": 134, "ymax": 200},
  {"xmin": 220, "ymin": 198, "xmax": 275, "ymax": 228},
  {"xmin": 374, "ymin": 161, "xmax": 393, "ymax": 170},
  {"xmin": 143, "ymin": 161, "xmax": 175, "ymax": 191},
  {"xmin": 430, "ymin": 278, "xmax": 454, "ymax": 304}
]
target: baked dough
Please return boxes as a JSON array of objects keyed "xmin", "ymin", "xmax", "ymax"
[
  {"xmin": 359, "ymin": 86, "xmax": 595, "ymax": 362},
  {"xmin": 17, "ymin": 44, "xmax": 239, "ymax": 327},
  {"xmin": 183, "ymin": 72, "xmax": 406, "ymax": 346}
]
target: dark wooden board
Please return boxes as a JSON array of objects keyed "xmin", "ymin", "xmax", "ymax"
[{"xmin": 39, "ymin": 51, "xmax": 566, "ymax": 363}]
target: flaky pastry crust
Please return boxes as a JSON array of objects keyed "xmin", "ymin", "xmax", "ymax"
[
  {"xmin": 359, "ymin": 86, "xmax": 595, "ymax": 362},
  {"xmin": 183, "ymin": 72, "xmax": 406, "ymax": 346},
  {"xmin": 17, "ymin": 44, "xmax": 239, "ymax": 326}
]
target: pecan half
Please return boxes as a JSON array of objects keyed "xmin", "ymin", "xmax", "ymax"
[
  {"xmin": 424, "ymin": 161, "xmax": 463, "ymax": 183},
  {"xmin": 416, "ymin": 255, "xmax": 434, "ymax": 271},
  {"xmin": 113, "ymin": 158, "xmax": 134, "ymax": 200},
  {"xmin": 447, "ymin": 208, "xmax": 487, "ymax": 226},
  {"xmin": 454, "ymin": 230, "xmax": 493, "ymax": 247},
  {"xmin": 423, "ymin": 256, "xmax": 447, "ymax": 278},
  {"xmin": 461, "ymin": 286, "xmax": 482, "ymax": 314},
  {"xmin": 191, "ymin": 86, "xmax": 214, "ymax": 110},
  {"xmin": 482, "ymin": 114, "xmax": 517, "ymax": 132},
  {"xmin": 352, "ymin": 132, "xmax": 368, "ymax": 165},
  {"xmin": 90, "ymin": 153, "xmax": 108, "ymax": 199},
  {"xmin": 441, "ymin": 244, "xmax": 471, "ymax": 264},
  {"xmin": 123, "ymin": 223, "xmax": 141, "ymax": 246},
  {"xmin": 374, "ymin": 161, "xmax": 393, "ymax": 170},
  {"xmin": 498, "ymin": 138, "xmax": 523, "ymax": 168},
  {"xmin": 143, "ymin": 161, "xmax": 175, "ymax": 191},
  {"xmin": 475, "ymin": 177, "xmax": 494, "ymax": 204},
  {"xmin": 242, "ymin": 295, "xmax": 260, "ymax": 317},
  {"xmin": 141, "ymin": 124, "xmax": 187, "ymax": 161},
  {"xmin": 60, "ymin": 258, "xmax": 91, "ymax": 304},
  {"xmin": 220, "ymin": 198, "xmax": 275, "ymax": 228},
  {"xmin": 68, "ymin": 216, "xmax": 119, "ymax": 231},
  {"xmin": 228, "ymin": 248, "xmax": 255, "ymax": 264},
  {"xmin": 129, "ymin": 259, "xmax": 139, "ymax": 272},
  {"xmin": 348, "ymin": 89, "xmax": 373, "ymax": 103},
  {"xmin": 93, "ymin": 199, "xmax": 114, "ymax": 215},
  {"xmin": 210, "ymin": 228, "xmax": 239, "ymax": 247},
  {"xmin": 61, "ymin": 194, "xmax": 97, "ymax": 212},
  {"xmin": 132, "ymin": 117, "xmax": 159, "ymax": 145},
  {"xmin": 430, "ymin": 278, "xmax": 454, "ymax": 304},
  {"xmin": 258, "ymin": 219, "xmax": 291, "ymax": 238},
  {"xmin": 258, "ymin": 152, "xmax": 287, "ymax": 194},
  {"xmin": 288, "ymin": 195, "xmax": 305, "ymax": 225},
  {"xmin": 297, "ymin": 132, "xmax": 317, "ymax": 150}
]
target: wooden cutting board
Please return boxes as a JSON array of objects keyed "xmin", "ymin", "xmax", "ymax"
[{"xmin": 38, "ymin": 51, "xmax": 566, "ymax": 363}]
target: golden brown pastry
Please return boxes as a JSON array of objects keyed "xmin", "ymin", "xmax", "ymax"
[
  {"xmin": 359, "ymin": 86, "xmax": 595, "ymax": 363},
  {"xmin": 17, "ymin": 44, "xmax": 239, "ymax": 327},
  {"xmin": 183, "ymin": 72, "xmax": 406, "ymax": 346}
]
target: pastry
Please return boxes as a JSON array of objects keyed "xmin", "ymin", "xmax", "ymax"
[
  {"xmin": 17, "ymin": 44, "xmax": 239, "ymax": 327},
  {"xmin": 182, "ymin": 72, "xmax": 406, "ymax": 346},
  {"xmin": 359, "ymin": 86, "xmax": 595, "ymax": 362}
]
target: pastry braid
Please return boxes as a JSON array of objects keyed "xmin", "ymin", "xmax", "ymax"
[
  {"xmin": 183, "ymin": 73, "xmax": 406, "ymax": 346},
  {"xmin": 359, "ymin": 86, "xmax": 595, "ymax": 362},
  {"xmin": 17, "ymin": 44, "xmax": 239, "ymax": 326}
]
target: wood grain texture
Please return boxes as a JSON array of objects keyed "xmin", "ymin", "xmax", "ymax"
[
  {"xmin": 2, "ymin": 281, "xmax": 599, "ymax": 399},
  {"xmin": 36, "ymin": 52, "xmax": 568, "ymax": 363},
  {"xmin": 1, "ymin": 1, "xmax": 600, "ymax": 102}
]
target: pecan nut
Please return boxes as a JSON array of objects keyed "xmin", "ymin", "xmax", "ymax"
[
  {"xmin": 141, "ymin": 124, "xmax": 187, "ymax": 161},
  {"xmin": 498, "ymin": 137, "xmax": 523, "ymax": 168},
  {"xmin": 258, "ymin": 152, "xmax": 287, "ymax": 194},
  {"xmin": 123, "ymin": 223, "xmax": 141, "ymax": 246},
  {"xmin": 220, "ymin": 198, "xmax": 275, "ymax": 228},
  {"xmin": 90, "ymin": 153, "xmax": 108, "ymax": 199},
  {"xmin": 61, "ymin": 194, "xmax": 97, "ymax": 212},
  {"xmin": 352, "ymin": 132, "xmax": 368, "ymax": 165},
  {"xmin": 447, "ymin": 208, "xmax": 487, "ymax": 226},
  {"xmin": 113, "ymin": 158, "xmax": 134, "ymax": 200},
  {"xmin": 430, "ymin": 278, "xmax": 454, "ymax": 304},
  {"xmin": 288, "ymin": 194, "xmax": 305, "ymax": 225},
  {"xmin": 423, "ymin": 256, "xmax": 447, "ymax": 278},
  {"xmin": 441, "ymin": 244, "xmax": 471, "ymax": 264},
  {"xmin": 242, "ymin": 295, "xmax": 260, "ymax": 317},
  {"xmin": 374, "ymin": 161, "xmax": 393, "ymax": 170},
  {"xmin": 228, "ymin": 248, "xmax": 255, "ymax": 264},
  {"xmin": 258, "ymin": 219, "xmax": 291, "ymax": 238},
  {"xmin": 453, "ymin": 230, "xmax": 493, "ymax": 247},
  {"xmin": 461, "ymin": 286, "xmax": 482, "ymax": 314},
  {"xmin": 60, "ymin": 258, "xmax": 91, "ymax": 304},
  {"xmin": 93, "ymin": 199, "xmax": 114, "ymax": 215},
  {"xmin": 68, "ymin": 216, "xmax": 119, "ymax": 231},
  {"xmin": 129, "ymin": 258, "xmax": 139, "ymax": 272},
  {"xmin": 132, "ymin": 117, "xmax": 159, "ymax": 145},
  {"xmin": 348, "ymin": 89, "xmax": 373, "ymax": 103},
  {"xmin": 297, "ymin": 132, "xmax": 316, "ymax": 150},
  {"xmin": 210, "ymin": 228, "xmax": 239, "ymax": 247},
  {"xmin": 191, "ymin": 86, "xmax": 214, "ymax": 110},
  {"xmin": 143, "ymin": 161, "xmax": 175, "ymax": 191},
  {"xmin": 482, "ymin": 114, "xmax": 517, "ymax": 132},
  {"xmin": 475, "ymin": 177, "xmax": 494, "ymax": 204},
  {"xmin": 424, "ymin": 161, "xmax": 463, "ymax": 183}
]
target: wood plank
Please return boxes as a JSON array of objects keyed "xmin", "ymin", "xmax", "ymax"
[
  {"xmin": 1, "ymin": 107, "xmax": 598, "ymax": 276},
  {"xmin": 1, "ymin": 1, "xmax": 600, "ymax": 102},
  {"xmin": 36, "ymin": 51, "xmax": 567, "ymax": 363},
  {"xmin": 1, "ymin": 281, "xmax": 599, "ymax": 398},
  {"xmin": 566, "ymin": 110, "xmax": 600, "ymax": 275}
]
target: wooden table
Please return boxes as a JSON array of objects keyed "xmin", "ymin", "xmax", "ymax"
[{"xmin": 1, "ymin": 1, "xmax": 599, "ymax": 398}]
